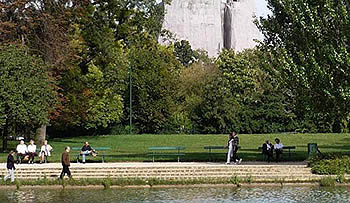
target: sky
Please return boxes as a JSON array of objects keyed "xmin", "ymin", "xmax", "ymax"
[{"xmin": 256, "ymin": 0, "xmax": 271, "ymax": 18}]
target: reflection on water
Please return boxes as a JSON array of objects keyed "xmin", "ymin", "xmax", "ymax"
[{"xmin": 0, "ymin": 186, "xmax": 350, "ymax": 203}]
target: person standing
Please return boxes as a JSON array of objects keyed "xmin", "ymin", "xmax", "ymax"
[
  {"xmin": 226, "ymin": 133, "xmax": 234, "ymax": 164},
  {"xmin": 27, "ymin": 139, "xmax": 37, "ymax": 164},
  {"xmin": 16, "ymin": 140, "xmax": 28, "ymax": 164},
  {"xmin": 232, "ymin": 132, "xmax": 242, "ymax": 164},
  {"xmin": 274, "ymin": 138, "xmax": 284, "ymax": 162},
  {"xmin": 226, "ymin": 132, "xmax": 242, "ymax": 164},
  {"xmin": 4, "ymin": 151, "xmax": 16, "ymax": 182},
  {"xmin": 60, "ymin": 146, "xmax": 72, "ymax": 179}
]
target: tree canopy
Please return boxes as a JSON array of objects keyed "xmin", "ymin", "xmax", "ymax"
[{"xmin": 258, "ymin": 0, "xmax": 350, "ymax": 132}]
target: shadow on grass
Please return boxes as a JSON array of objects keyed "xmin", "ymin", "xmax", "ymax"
[{"xmin": 317, "ymin": 145, "xmax": 350, "ymax": 150}]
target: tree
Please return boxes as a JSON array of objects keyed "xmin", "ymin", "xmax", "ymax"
[
  {"xmin": 0, "ymin": 0, "xmax": 88, "ymax": 140},
  {"xmin": 126, "ymin": 36, "xmax": 181, "ymax": 133},
  {"xmin": 174, "ymin": 40, "xmax": 197, "ymax": 66},
  {"xmin": 258, "ymin": 0, "xmax": 350, "ymax": 132},
  {"xmin": 0, "ymin": 45, "xmax": 55, "ymax": 150},
  {"xmin": 197, "ymin": 49, "xmax": 296, "ymax": 133}
]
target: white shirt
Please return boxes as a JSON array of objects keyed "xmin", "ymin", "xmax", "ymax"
[
  {"xmin": 275, "ymin": 143, "xmax": 283, "ymax": 150},
  {"xmin": 266, "ymin": 144, "xmax": 272, "ymax": 150},
  {"xmin": 16, "ymin": 144, "xmax": 28, "ymax": 154},
  {"xmin": 40, "ymin": 144, "xmax": 53, "ymax": 156},
  {"xmin": 228, "ymin": 139, "xmax": 233, "ymax": 149},
  {"xmin": 28, "ymin": 144, "xmax": 37, "ymax": 153}
]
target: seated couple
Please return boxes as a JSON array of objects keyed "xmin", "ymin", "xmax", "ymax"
[
  {"xmin": 80, "ymin": 142, "xmax": 97, "ymax": 164},
  {"xmin": 262, "ymin": 138, "xmax": 283, "ymax": 163}
]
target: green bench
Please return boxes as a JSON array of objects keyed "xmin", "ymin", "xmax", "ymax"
[
  {"xmin": 204, "ymin": 146, "xmax": 241, "ymax": 160},
  {"xmin": 148, "ymin": 146, "xmax": 185, "ymax": 162},
  {"xmin": 258, "ymin": 146, "xmax": 296, "ymax": 159},
  {"xmin": 71, "ymin": 147, "xmax": 111, "ymax": 163}
]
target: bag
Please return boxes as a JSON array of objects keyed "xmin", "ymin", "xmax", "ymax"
[
  {"xmin": 92, "ymin": 150, "xmax": 97, "ymax": 157},
  {"xmin": 23, "ymin": 155, "xmax": 29, "ymax": 162}
]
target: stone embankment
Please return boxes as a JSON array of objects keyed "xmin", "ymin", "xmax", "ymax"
[{"xmin": 0, "ymin": 162, "xmax": 338, "ymax": 182}]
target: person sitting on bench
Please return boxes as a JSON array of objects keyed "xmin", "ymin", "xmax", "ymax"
[
  {"xmin": 16, "ymin": 140, "xmax": 28, "ymax": 164},
  {"xmin": 262, "ymin": 140, "xmax": 273, "ymax": 163},
  {"xmin": 80, "ymin": 142, "xmax": 96, "ymax": 164},
  {"xmin": 39, "ymin": 140, "xmax": 53, "ymax": 164},
  {"xmin": 274, "ymin": 138, "xmax": 283, "ymax": 162},
  {"xmin": 27, "ymin": 139, "xmax": 37, "ymax": 164}
]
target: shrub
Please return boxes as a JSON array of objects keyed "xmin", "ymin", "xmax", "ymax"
[
  {"xmin": 320, "ymin": 176, "xmax": 336, "ymax": 187},
  {"xmin": 311, "ymin": 156, "xmax": 350, "ymax": 175}
]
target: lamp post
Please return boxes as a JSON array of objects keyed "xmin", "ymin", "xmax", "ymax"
[{"xmin": 129, "ymin": 64, "xmax": 132, "ymax": 135}]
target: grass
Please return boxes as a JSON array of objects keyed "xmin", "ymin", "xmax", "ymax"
[{"xmin": 0, "ymin": 133, "xmax": 349, "ymax": 163}]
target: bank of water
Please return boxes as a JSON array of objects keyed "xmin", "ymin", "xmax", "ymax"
[{"xmin": 1, "ymin": 186, "xmax": 350, "ymax": 203}]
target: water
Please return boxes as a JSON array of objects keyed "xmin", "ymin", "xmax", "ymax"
[{"xmin": 0, "ymin": 186, "xmax": 350, "ymax": 203}]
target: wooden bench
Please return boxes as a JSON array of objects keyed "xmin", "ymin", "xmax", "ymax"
[
  {"xmin": 258, "ymin": 146, "xmax": 296, "ymax": 159},
  {"xmin": 71, "ymin": 147, "xmax": 111, "ymax": 163},
  {"xmin": 148, "ymin": 146, "xmax": 185, "ymax": 162}
]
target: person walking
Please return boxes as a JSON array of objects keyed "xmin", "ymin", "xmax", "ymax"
[
  {"xmin": 226, "ymin": 132, "xmax": 242, "ymax": 164},
  {"xmin": 231, "ymin": 132, "xmax": 242, "ymax": 164},
  {"xmin": 60, "ymin": 146, "xmax": 72, "ymax": 179},
  {"xmin": 4, "ymin": 151, "xmax": 16, "ymax": 182},
  {"xmin": 226, "ymin": 133, "xmax": 234, "ymax": 164}
]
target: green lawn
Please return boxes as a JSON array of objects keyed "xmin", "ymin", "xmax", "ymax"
[{"xmin": 1, "ymin": 133, "xmax": 349, "ymax": 163}]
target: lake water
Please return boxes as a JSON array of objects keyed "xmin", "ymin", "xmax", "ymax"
[{"xmin": 1, "ymin": 186, "xmax": 350, "ymax": 203}]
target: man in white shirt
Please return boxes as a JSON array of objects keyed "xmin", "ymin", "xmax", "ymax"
[
  {"xmin": 27, "ymin": 139, "xmax": 37, "ymax": 164},
  {"xmin": 274, "ymin": 138, "xmax": 283, "ymax": 162},
  {"xmin": 16, "ymin": 140, "xmax": 28, "ymax": 164}
]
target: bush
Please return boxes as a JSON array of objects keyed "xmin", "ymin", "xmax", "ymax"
[
  {"xmin": 320, "ymin": 176, "xmax": 336, "ymax": 187},
  {"xmin": 311, "ymin": 156, "xmax": 350, "ymax": 175}
]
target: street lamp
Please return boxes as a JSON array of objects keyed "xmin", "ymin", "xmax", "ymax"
[{"xmin": 129, "ymin": 63, "xmax": 132, "ymax": 135}]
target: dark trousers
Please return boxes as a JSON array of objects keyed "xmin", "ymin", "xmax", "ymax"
[
  {"xmin": 28, "ymin": 152, "xmax": 37, "ymax": 162},
  {"xmin": 60, "ymin": 165, "xmax": 71, "ymax": 179},
  {"xmin": 275, "ymin": 149, "xmax": 282, "ymax": 162},
  {"xmin": 232, "ymin": 145, "xmax": 239, "ymax": 162},
  {"xmin": 16, "ymin": 153, "xmax": 26, "ymax": 163},
  {"xmin": 263, "ymin": 150, "xmax": 273, "ymax": 162}
]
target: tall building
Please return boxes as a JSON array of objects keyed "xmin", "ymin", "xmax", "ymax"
[{"xmin": 162, "ymin": 0, "xmax": 262, "ymax": 57}]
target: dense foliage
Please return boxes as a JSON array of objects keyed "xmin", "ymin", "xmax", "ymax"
[
  {"xmin": 310, "ymin": 153, "xmax": 350, "ymax": 175},
  {"xmin": 0, "ymin": 45, "xmax": 55, "ymax": 148},
  {"xmin": 258, "ymin": 0, "xmax": 350, "ymax": 132}
]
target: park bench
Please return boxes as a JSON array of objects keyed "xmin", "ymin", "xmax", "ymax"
[
  {"xmin": 258, "ymin": 146, "xmax": 296, "ymax": 159},
  {"xmin": 148, "ymin": 146, "xmax": 185, "ymax": 162},
  {"xmin": 71, "ymin": 147, "xmax": 111, "ymax": 163},
  {"xmin": 204, "ymin": 146, "xmax": 241, "ymax": 161}
]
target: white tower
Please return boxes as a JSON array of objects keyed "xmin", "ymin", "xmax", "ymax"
[{"xmin": 162, "ymin": 0, "xmax": 262, "ymax": 57}]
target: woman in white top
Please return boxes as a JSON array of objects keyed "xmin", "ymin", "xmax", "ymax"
[
  {"xmin": 39, "ymin": 140, "xmax": 53, "ymax": 164},
  {"xmin": 27, "ymin": 139, "xmax": 37, "ymax": 164},
  {"xmin": 274, "ymin": 138, "xmax": 283, "ymax": 162}
]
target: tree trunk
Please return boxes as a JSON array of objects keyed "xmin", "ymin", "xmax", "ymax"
[{"xmin": 35, "ymin": 125, "xmax": 46, "ymax": 146}]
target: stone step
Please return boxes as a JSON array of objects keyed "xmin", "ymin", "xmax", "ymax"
[{"xmin": 3, "ymin": 167, "xmax": 312, "ymax": 172}]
